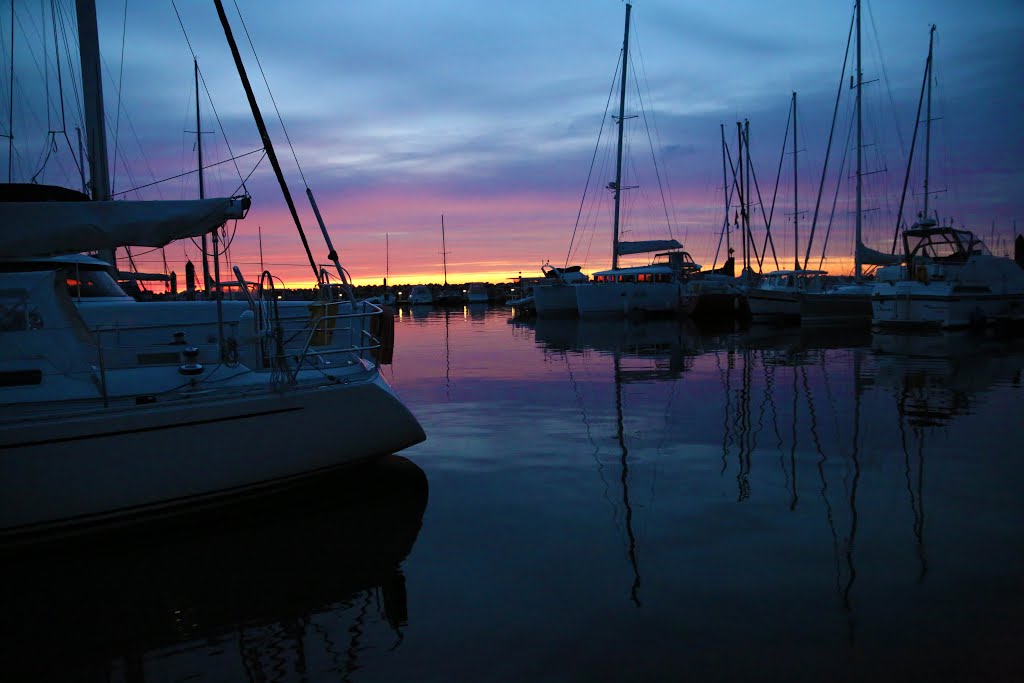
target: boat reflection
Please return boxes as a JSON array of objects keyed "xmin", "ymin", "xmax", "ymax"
[
  {"xmin": 870, "ymin": 329, "xmax": 1024, "ymax": 426},
  {"xmin": 530, "ymin": 317, "xmax": 710, "ymax": 383},
  {"xmin": 0, "ymin": 455, "xmax": 429, "ymax": 682}
]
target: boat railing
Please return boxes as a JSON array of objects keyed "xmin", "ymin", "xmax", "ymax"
[{"xmin": 285, "ymin": 303, "xmax": 386, "ymax": 382}]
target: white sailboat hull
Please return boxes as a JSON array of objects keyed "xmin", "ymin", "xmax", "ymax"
[
  {"xmin": 533, "ymin": 284, "xmax": 580, "ymax": 317},
  {"xmin": 0, "ymin": 372, "xmax": 425, "ymax": 539},
  {"xmin": 746, "ymin": 289, "xmax": 801, "ymax": 321},
  {"xmin": 575, "ymin": 282, "xmax": 691, "ymax": 317}
]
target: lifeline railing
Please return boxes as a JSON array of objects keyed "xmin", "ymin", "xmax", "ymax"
[{"xmin": 232, "ymin": 265, "xmax": 386, "ymax": 382}]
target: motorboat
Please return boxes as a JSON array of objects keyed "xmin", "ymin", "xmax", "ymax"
[
  {"xmin": 871, "ymin": 223, "xmax": 1024, "ymax": 328},
  {"xmin": 531, "ymin": 264, "xmax": 587, "ymax": 315},
  {"xmin": 466, "ymin": 282, "xmax": 489, "ymax": 304},
  {"xmin": 532, "ymin": 264, "xmax": 588, "ymax": 317},
  {"xmin": 407, "ymin": 285, "xmax": 434, "ymax": 305}
]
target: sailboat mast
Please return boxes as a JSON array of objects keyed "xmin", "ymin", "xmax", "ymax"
[
  {"xmin": 854, "ymin": 0, "xmax": 863, "ymax": 280},
  {"xmin": 75, "ymin": 0, "xmax": 114, "ymax": 267},
  {"xmin": 922, "ymin": 25, "xmax": 935, "ymax": 221},
  {"xmin": 611, "ymin": 2, "xmax": 632, "ymax": 271},
  {"xmin": 441, "ymin": 215, "xmax": 448, "ymax": 285},
  {"xmin": 196, "ymin": 59, "xmax": 212, "ymax": 293},
  {"xmin": 737, "ymin": 121, "xmax": 746, "ymax": 274},
  {"xmin": 745, "ymin": 119, "xmax": 751, "ymax": 272},
  {"xmin": 793, "ymin": 92, "xmax": 799, "ymax": 269},
  {"xmin": 721, "ymin": 123, "xmax": 731, "ymax": 258},
  {"xmin": 6, "ymin": 2, "xmax": 12, "ymax": 183}
]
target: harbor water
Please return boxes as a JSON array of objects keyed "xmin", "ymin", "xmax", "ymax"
[{"xmin": 4, "ymin": 305, "xmax": 1024, "ymax": 682}]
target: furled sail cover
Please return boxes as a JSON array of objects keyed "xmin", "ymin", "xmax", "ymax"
[
  {"xmin": 616, "ymin": 239, "xmax": 683, "ymax": 256},
  {"xmin": 856, "ymin": 241, "xmax": 902, "ymax": 266},
  {"xmin": 0, "ymin": 196, "xmax": 250, "ymax": 258}
]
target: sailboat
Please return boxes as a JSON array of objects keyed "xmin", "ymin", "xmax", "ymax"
[
  {"xmin": 436, "ymin": 215, "xmax": 464, "ymax": 307},
  {"xmin": 0, "ymin": 0, "xmax": 424, "ymax": 541},
  {"xmin": 870, "ymin": 25, "xmax": 1024, "ymax": 328},
  {"xmin": 746, "ymin": 93, "xmax": 828, "ymax": 322},
  {"xmin": 573, "ymin": 3, "xmax": 698, "ymax": 318},
  {"xmin": 799, "ymin": 0, "xmax": 900, "ymax": 325}
]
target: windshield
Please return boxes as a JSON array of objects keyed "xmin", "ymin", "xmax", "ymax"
[
  {"xmin": 65, "ymin": 269, "xmax": 131, "ymax": 298},
  {"xmin": 906, "ymin": 229, "xmax": 990, "ymax": 261}
]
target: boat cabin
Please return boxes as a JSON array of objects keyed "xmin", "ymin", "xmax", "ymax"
[
  {"xmin": 759, "ymin": 269, "xmax": 827, "ymax": 290},
  {"xmin": 0, "ymin": 254, "xmax": 132, "ymax": 301},
  {"xmin": 903, "ymin": 226, "xmax": 990, "ymax": 264}
]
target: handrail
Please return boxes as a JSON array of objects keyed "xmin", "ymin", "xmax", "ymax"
[{"xmin": 288, "ymin": 301, "xmax": 384, "ymax": 381}]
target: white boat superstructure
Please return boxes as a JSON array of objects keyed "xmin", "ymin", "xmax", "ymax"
[
  {"xmin": 0, "ymin": 266, "xmax": 424, "ymax": 539},
  {"xmin": 575, "ymin": 249, "xmax": 699, "ymax": 317},
  {"xmin": 871, "ymin": 224, "xmax": 1024, "ymax": 328},
  {"xmin": 407, "ymin": 285, "xmax": 434, "ymax": 305},
  {"xmin": 466, "ymin": 283, "xmax": 489, "ymax": 304}
]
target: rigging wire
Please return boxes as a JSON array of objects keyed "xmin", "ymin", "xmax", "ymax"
[
  {"xmin": 803, "ymin": 3, "xmax": 854, "ymax": 269},
  {"xmin": 109, "ymin": 0, "xmax": 127, "ymax": 195},
  {"xmin": 818, "ymin": 105, "xmax": 854, "ymax": 272},
  {"xmin": 629, "ymin": 58, "xmax": 674, "ymax": 243},
  {"xmin": 629, "ymin": 21, "xmax": 678, "ymax": 243},
  {"xmin": 231, "ymin": 0, "xmax": 307, "ymax": 187},
  {"xmin": 110, "ymin": 147, "xmax": 264, "ymax": 196},
  {"xmin": 566, "ymin": 48, "xmax": 619, "ymax": 270},
  {"xmin": 171, "ymin": 0, "xmax": 247, "ymax": 190},
  {"xmin": 865, "ymin": 0, "xmax": 907, "ymax": 162}
]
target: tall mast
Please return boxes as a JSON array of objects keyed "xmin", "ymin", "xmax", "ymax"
[
  {"xmin": 195, "ymin": 59, "xmax": 212, "ymax": 293},
  {"xmin": 854, "ymin": 0, "xmax": 863, "ymax": 280},
  {"xmin": 441, "ymin": 215, "xmax": 448, "ymax": 286},
  {"xmin": 737, "ymin": 121, "xmax": 746, "ymax": 274},
  {"xmin": 385, "ymin": 232, "xmax": 390, "ymax": 286},
  {"xmin": 75, "ymin": 0, "xmax": 114, "ymax": 266},
  {"xmin": 922, "ymin": 24, "xmax": 935, "ymax": 221},
  {"xmin": 792, "ymin": 92, "xmax": 799, "ymax": 269},
  {"xmin": 7, "ymin": 1, "xmax": 12, "ymax": 183},
  {"xmin": 745, "ymin": 119, "xmax": 751, "ymax": 271},
  {"xmin": 611, "ymin": 2, "xmax": 632, "ymax": 271},
  {"xmin": 721, "ymin": 123, "xmax": 731, "ymax": 258}
]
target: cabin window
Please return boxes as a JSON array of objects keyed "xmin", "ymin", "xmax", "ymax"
[
  {"xmin": 64, "ymin": 270, "xmax": 127, "ymax": 298},
  {"xmin": 0, "ymin": 291, "xmax": 43, "ymax": 331},
  {"xmin": 617, "ymin": 275, "xmax": 635, "ymax": 283}
]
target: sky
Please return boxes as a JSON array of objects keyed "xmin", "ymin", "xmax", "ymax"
[{"xmin": 3, "ymin": 0, "xmax": 1022, "ymax": 288}]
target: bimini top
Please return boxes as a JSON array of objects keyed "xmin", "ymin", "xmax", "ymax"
[{"xmin": 903, "ymin": 225, "xmax": 990, "ymax": 261}]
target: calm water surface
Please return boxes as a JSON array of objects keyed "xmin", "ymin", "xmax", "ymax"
[{"xmin": 4, "ymin": 305, "xmax": 1024, "ymax": 682}]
